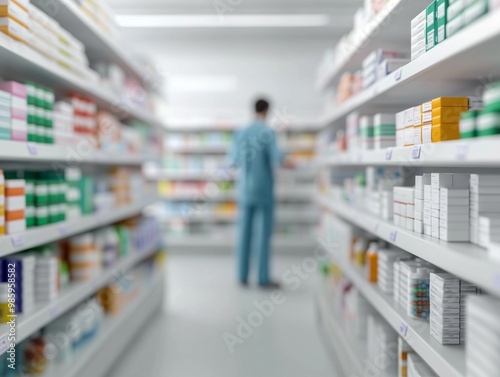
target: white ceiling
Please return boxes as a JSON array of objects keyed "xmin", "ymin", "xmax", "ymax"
[{"xmin": 107, "ymin": 0, "xmax": 363, "ymax": 38}]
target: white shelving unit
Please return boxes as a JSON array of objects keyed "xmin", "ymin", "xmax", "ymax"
[
  {"xmin": 318, "ymin": 238, "xmax": 465, "ymax": 377},
  {"xmin": 0, "ymin": 32, "xmax": 162, "ymax": 128},
  {"xmin": 320, "ymin": 9, "xmax": 500, "ymax": 129},
  {"xmin": 38, "ymin": 272, "xmax": 165, "ymax": 377},
  {"xmin": 317, "ymin": 137, "xmax": 500, "ymax": 167},
  {"xmin": 0, "ymin": 1, "xmax": 165, "ymax": 374},
  {"xmin": 316, "ymin": 0, "xmax": 423, "ymax": 91},
  {"xmin": 315, "ymin": 2, "xmax": 500, "ymax": 377},
  {"xmin": 31, "ymin": 0, "xmax": 152, "ymax": 88},
  {"xmin": 0, "ymin": 198, "xmax": 158, "ymax": 259},
  {"xmin": 0, "ymin": 140, "xmax": 157, "ymax": 165},
  {"xmin": 0, "ymin": 239, "xmax": 159, "ymax": 351}
]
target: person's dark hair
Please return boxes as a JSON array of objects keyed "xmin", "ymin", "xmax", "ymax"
[{"xmin": 255, "ymin": 99, "xmax": 270, "ymax": 115}]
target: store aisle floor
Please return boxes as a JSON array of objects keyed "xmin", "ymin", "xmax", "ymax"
[{"xmin": 108, "ymin": 254, "xmax": 341, "ymax": 377}]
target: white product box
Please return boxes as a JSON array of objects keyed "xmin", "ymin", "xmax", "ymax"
[
  {"xmin": 406, "ymin": 218, "xmax": 414, "ymax": 230},
  {"xmin": 413, "ymin": 127, "xmax": 422, "ymax": 145},
  {"xmin": 432, "ymin": 216, "xmax": 440, "ymax": 228},
  {"xmin": 432, "ymin": 227, "xmax": 440, "ymax": 238},
  {"xmin": 432, "ymin": 208, "xmax": 440, "ymax": 218},
  {"xmin": 424, "ymin": 201, "xmax": 431, "ymax": 211},
  {"xmin": 432, "ymin": 188, "xmax": 441, "ymax": 204},
  {"xmin": 415, "ymin": 199, "xmax": 423, "ymax": 212},
  {"xmin": 422, "ymin": 124, "xmax": 432, "ymax": 143},
  {"xmin": 415, "ymin": 189, "xmax": 424, "ymax": 200},
  {"xmin": 440, "ymin": 228, "xmax": 470, "ymax": 242},
  {"xmin": 6, "ymin": 219, "xmax": 26, "ymax": 234},
  {"xmin": 422, "ymin": 111, "xmax": 433, "ymax": 124},
  {"xmin": 424, "ymin": 213, "xmax": 432, "ymax": 226},
  {"xmin": 411, "ymin": 47, "xmax": 426, "ymax": 61},
  {"xmin": 404, "ymin": 128, "xmax": 414, "ymax": 146},
  {"xmin": 415, "ymin": 211, "xmax": 423, "ymax": 221},
  {"xmin": 411, "ymin": 38, "xmax": 426, "ymax": 54},
  {"xmin": 414, "ymin": 220, "xmax": 423, "ymax": 234},
  {"xmin": 415, "ymin": 176, "xmax": 424, "ymax": 190},
  {"xmin": 408, "ymin": 204, "xmax": 415, "ymax": 218},
  {"xmin": 432, "ymin": 173, "xmax": 470, "ymax": 189},
  {"xmin": 404, "ymin": 108, "xmax": 415, "ymax": 127},
  {"xmin": 440, "ymin": 209, "xmax": 469, "ymax": 221},
  {"xmin": 394, "ymin": 214, "xmax": 402, "ymax": 227},
  {"xmin": 424, "ymin": 224, "xmax": 432, "ymax": 236},
  {"xmin": 411, "ymin": 9, "xmax": 426, "ymax": 29},
  {"xmin": 411, "ymin": 29, "xmax": 426, "ymax": 46},
  {"xmin": 440, "ymin": 188, "xmax": 470, "ymax": 198},
  {"xmin": 411, "ymin": 18, "xmax": 426, "ymax": 36},
  {"xmin": 422, "ymin": 101, "xmax": 432, "ymax": 112},
  {"xmin": 470, "ymin": 174, "xmax": 500, "ymax": 187},
  {"xmin": 489, "ymin": 241, "xmax": 500, "ymax": 262},
  {"xmin": 439, "ymin": 218, "xmax": 469, "ymax": 230}
]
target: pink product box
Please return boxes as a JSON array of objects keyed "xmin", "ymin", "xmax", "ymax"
[
  {"xmin": 0, "ymin": 82, "xmax": 26, "ymax": 98},
  {"xmin": 11, "ymin": 107, "xmax": 27, "ymax": 120},
  {"xmin": 11, "ymin": 129, "xmax": 28, "ymax": 141}
]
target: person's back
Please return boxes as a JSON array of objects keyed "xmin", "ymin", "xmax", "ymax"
[
  {"xmin": 229, "ymin": 98, "xmax": 284, "ymax": 288},
  {"xmin": 234, "ymin": 121, "xmax": 280, "ymax": 207}
]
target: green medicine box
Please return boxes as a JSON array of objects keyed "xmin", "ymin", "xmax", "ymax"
[
  {"xmin": 436, "ymin": 0, "xmax": 448, "ymax": 44},
  {"xmin": 426, "ymin": 1, "xmax": 437, "ymax": 51}
]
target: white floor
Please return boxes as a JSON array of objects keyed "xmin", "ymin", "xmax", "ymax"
[{"xmin": 107, "ymin": 254, "xmax": 341, "ymax": 377}]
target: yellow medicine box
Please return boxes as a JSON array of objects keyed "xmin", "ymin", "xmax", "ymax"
[
  {"xmin": 431, "ymin": 97, "xmax": 469, "ymax": 108},
  {"xmin": 432, "ymin": 116, "xmax": 461, "ymax": 125},
  {"xmin": 432, "ymin": 106, "xmax": 468, "ymax": 118},
  {"xmin": 0, "ymin": 16, "xmax": 30, "ymax": 43},
  {"xmin": 431, "ymin": 124, "xmax": 460, "ymax": 142},
  {"xmin": 0, "ymin": 0, "xmax": 29, "ymax": 29}
]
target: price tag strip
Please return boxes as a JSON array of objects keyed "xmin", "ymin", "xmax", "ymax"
[
  {"xmin": 390, "ymin": 230, "xmax": 398, "ymax": 243},
  {"xmin": 385, "ymin": 148, "xmax": 393, "ymax": 161},
  {"xmin": 412, "ymin": 145, "xmax": 421, "ymax": 160},
  {"xmin": 0, "ymin": 333, "xmax": 8, "ymax": 355},
  {"xmin": 399, "ymin": 322, "xmax": 409, "ymax": 337},
  {"xmin": 27, "ymin": 143, "xmax": 38, "ymax": 156},
  {"xmin": 11, "ymin": 234, "xmax": 25, "ymax": 248}
]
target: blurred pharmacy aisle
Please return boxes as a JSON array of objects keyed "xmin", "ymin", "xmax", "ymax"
[{"xmin": 107, "ymin": 255, "xmax": 341, "ymax": 377}]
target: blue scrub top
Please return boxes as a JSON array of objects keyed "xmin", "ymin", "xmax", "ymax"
[{"xmin": 229, "ymin": 121, "xmax": 285, "ymax": 206}]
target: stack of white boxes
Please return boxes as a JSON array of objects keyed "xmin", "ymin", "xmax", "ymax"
[
  {"xmin": 459, "ymin": 280, "xmax": 480, "ymax": 345},
  {"xmin": 414, "ymin": 176, "xmax": 424, "ymax": 234},
  {"xmin": 430, "ymin": 272, "xmax": 461, "ymax": 345},
  {"xmin": 34, "ymin": 255, "xmax": 60, "ymax": 303},
  {"xmin": 431, "ymin": 173, "xmax": 470, "ymax": 241},
  {"xmin": 470, "ymin": 174, "xmax": 500, "ymax": 246},
  {"xmin": 478, "ymin": 216, "xmax": 500, "ymax": 248},
  {"xmin": 396, "ymin": 108, "xmax": 415, "ymax": 148},
  {"xmin": 421, "ymin": 101, "xmax": 433, "ymax": 144},
  {"xmin": 413, "ymin": 105, "xmax": 423, "ymax": 145},
  {"xmin": 378, "ymin": 249, "xmax": 409, "ymax": 295},
  {"xmin": 362, "ymin": 50, "xmax": 405, "ymax": 89},
  {"xmin": 346, "ymin": 112, "xmax": 360, "ymax": 152},
  {"xmin": 411, "ymin": 10, "xmax": 426, "ymax": 61},
  {"xmin": 423, "ymin": 174, "xmax": 432, "ymax": 236},
  {"xmin": 466, "ymin": 296, "xmax": 500, "ymax": 377},
  {"xmin": 367, "ymin": 313, "xmax": 398, "ymax": 376},
  {"xmin": 54, "ymin": 101, "xmax": 76, "ymax": 146},
  {"xmin": 393, "ymin": 187, "xmax": 415, "ymax": 231},
  {"xmin": 374, "ymin": 113, "xmax": 396, "ymax": 149}
]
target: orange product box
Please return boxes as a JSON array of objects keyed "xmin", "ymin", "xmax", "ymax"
[
  {"xmin": 0, "ymin": 15, "xmax": 30, "ymax": 43},
  {"xmin": 0, "ymin": 0, "xmax": 30, "ymax": 29},
  {"xmin": 5, "ymin": 186, "xmax": 25, "ymax": 196},
  {"xmin": 5, "ymin": 209, "xmax": 24, "ymax": 221},
  {"xmin": 431, "ymin": 97, "xmax": 469, "ymax": 108},
  {"xmin": 431, "ymin": 124, "xmax": 460, "ymax": 142},
  {"xmin": 432, "ymin": 106, "xmax": 468, "ymax": 118}
]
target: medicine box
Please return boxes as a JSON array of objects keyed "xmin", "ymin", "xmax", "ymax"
[
  {"xmin": 464, "ymin": 0, "xmax": 488, "ymax": 25},
  {"xmin": 432, "ymin": 173, "xmax": 470, "ymax": 189},
  {"xmin": 447, "ymin": 12, "xmax": 465, "ymax": 37},
  {"xmin": 432, "ymin": 97, "xmax": 469, "ymax": 108},
  {"xmin": 436, "ymin": 0, "xmax": 448, "ymax": 44},
  {"xmin": 0, "ymin": 15, "xmax": 30, "ymax": 44},
  {"xmin": 412, "ymin": 9, "xmax": 427, "ymax": 28},
  {"xmin": 432, "ymin": 124, "xmax": 460, "ymax": 142},
  {"xmin": 426, "ymin": 1, "xmax": 437, "ymax": 51},
  {"xmin": 0, "ymin": 0, "xmax": 29, "ymax": 29}
]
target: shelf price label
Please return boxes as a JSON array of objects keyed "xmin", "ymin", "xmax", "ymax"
[
  {"xmin": 49, "ymin": 304, "xmax": 60, "ymax": 319},
  {"xmin": 456, "ymin": 143, "xmax": 469, "ymax": 160},
  {"xmin": 395, "ymin": 68, "xmax": 403, "ymax": 81},
  {"xmin": 399, "ymin": 322, "xmax": 409, "ymax": 337},
  {"xmin": 58, "ymin": 224, "xmax": 70, "ymax": 236},
  {"xmin": 27, "ymin": 143, "xmax": 38, "ymax": 156},
  {"xmin": 11, "ymin": 234, "xmax": 25, "ymax": 248},
  {"xmin": 411, "ymin": 145, "xmax": 421, "ymax": 159},
  {"xmin": 0, "ymin": 333, "xmax": 8, "ymax": 355},
  {"xmin": 390, "ymin": 230, "xmax": 398, "ymax": 242},
  {"xmin": 385, "ymin": 148, "xmax": 393, "ymax": 161}
]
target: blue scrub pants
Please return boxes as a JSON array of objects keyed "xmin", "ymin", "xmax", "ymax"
[{"xmin": 237, "ymin": 203, "xmax": 274, "ymax": 285}]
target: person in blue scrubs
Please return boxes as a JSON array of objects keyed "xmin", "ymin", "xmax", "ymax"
[{"xmin": 229, "ymin": 98, "xmax": 288, "ymax": 288}]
